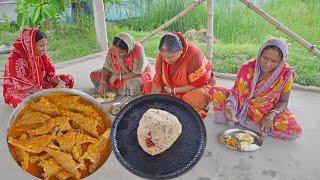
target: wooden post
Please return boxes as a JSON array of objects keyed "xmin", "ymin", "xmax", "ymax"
[
  {"xmin": 239, "ymin": 0, "xmax": 320, "ymax": 58},
  {"xmin": 140, "ymin": 0, "xmax": 206, "ymax": 44},
  {"xmin": 206, "ymin": 0, "xmax": 214, "ymax": 61},
  {"xmin": 92, "ymin": 0, "xmax": 108, "ymax": 51}
]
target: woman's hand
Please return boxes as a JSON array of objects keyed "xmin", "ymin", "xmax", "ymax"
[
  {"xmin": 50, "ymin": 77, "xmax": 63, "ymax": 84},
  {"xmin": 261, "ymin": 115, "xmax": 275, "ymax": 133},
  {"xmin": 225, "ymin": 103, "xmax": 237, "ymax": 122},
  {"xmin": 25, "ymin": 88, "xmax": 42, "ymax": 94},
  {"xmin": 108, "ymin": 74, "xmax": 119, "ymax": 85},
  {"xmin": 98, "ymin": 82, "xmax": 107, "ymax": 96},
  {"xmin": 163, "ymin": 86, "xmax": 172, "ymax": 94}
]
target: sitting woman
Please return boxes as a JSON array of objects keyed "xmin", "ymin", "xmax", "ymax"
[
  {"xmin": 2, "ymin": 28, "xmax": 74, "ymax": 108},
  {"xmin": 90, "ymin": 32, "xmax": 152, "ymax": 96},
  {"xmin": 151, "ymin": 32, "xmax": 215, "ymax": 118},
  {"xmin": 209, "ymin": 38, "xmax": 302, "ymax": 140}
]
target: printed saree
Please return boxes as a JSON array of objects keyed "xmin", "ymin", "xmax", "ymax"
[
  {"xmin": 209, "ymin": 38, "xmax": 302, "ymax": 140},
  {"xmin": 90, "ymin": 32, "xmax": 152, "ymax": 96},
  {"xmin": 2, "ymin": 28, "xmax": 74, "ymax": 108}
]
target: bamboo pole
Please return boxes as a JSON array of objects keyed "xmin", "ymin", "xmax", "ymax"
[
  {"xmin": 206, "ymin": 0, "xmax": 214, "ymax": 61},
  {"xmin": 239, "ymin": 0, "xmax": 320, "ymax": 58},
  {"xmin": 140, "ymin": 0, "xmax": 206, "ymax": 44}
]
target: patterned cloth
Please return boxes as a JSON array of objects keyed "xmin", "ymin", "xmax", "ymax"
[
  {"xmin": 2, "ymin": 28, "xmax": 74, "ymax": 108},
  {"xmin": 208, "ymin": 38, "xmax": 302, "ymax": 140},
  {"xmin": 90, "ymin": 32, "xmax": 152, "ymax": 96},
  {"xmin": 153, "ymin": 32, "xmax": 215, "ymax": 118}
]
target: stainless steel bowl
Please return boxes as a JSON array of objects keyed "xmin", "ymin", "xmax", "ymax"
[{"xmin": 6, "ymin": 88, "xmax": 112, "ymax": 179}]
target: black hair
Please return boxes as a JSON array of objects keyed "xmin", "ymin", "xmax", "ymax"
[
  {"xmin": 113, "ymin": 37, "xmax": 129, "ymax": 52},
  {"xmin": 262, "ymin": 45, "xmax": 283, "ymax": 59},
  {"xmin": 159, "ymin": 34, "xmax": 182, "ymax": 53},
  {"xmin": 35, "ymin": 31, "xmax": 47, "ymax": 43}
]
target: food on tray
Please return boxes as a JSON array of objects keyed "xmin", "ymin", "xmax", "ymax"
[
  {"xmin": 7, "ymin": 93, "xmax": 111, "ymax": 179},
  {"xmin": 222, "ymin": 135, "xmax": 240, "ymax": 149},
  {"xmin": 240, "ymin": 141, "xmax": 260, "ymax": 151},
  {"xmin": 221, "ymin": 129, "xmax": 261, "ymax": 151},
  {"xmin": 234, "ymin": 132, "xmax": 254, "ymax": 144},
  {"xmin": 137, "ymin": 109, "xmax": 182, "ymax": 156},
  {"xmin": 92, "ymin": 92, "xmax": 117, "ymax": 103}
]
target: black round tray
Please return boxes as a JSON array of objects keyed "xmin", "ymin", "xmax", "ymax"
[{"xmin": 111, "ymin": 94, "xmax": 207, "ymax": 179}]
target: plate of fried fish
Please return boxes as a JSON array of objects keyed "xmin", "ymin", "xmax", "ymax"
[
  {"xmin": 220, "ymin": 128, "xmax": 263, "ymax": 152},
  {"xmin": 6, "ymin": 88, "xmax": 112, "ymax": 179},
  {"xmin": 92, "ymin": 92, "xmax": 117, "ymax": 103}
]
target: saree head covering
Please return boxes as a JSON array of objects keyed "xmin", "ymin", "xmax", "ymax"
[
  {"xmin": 209, "ymin": 38, "xmax": 302, "ymax": 140},
  {"xmin": 2, "ymin": 28, "xmax": 74, "ymax": 107}
]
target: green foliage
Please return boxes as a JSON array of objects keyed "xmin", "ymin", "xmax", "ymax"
[
  {"xmin": 121, "ymin": 0, "xmax": 206, "ymax": 33},
  {"xmin": 15, "ymin": 0, "xmax": 69, "ymax": 28},
  {"xmin": 0, "ymin": 15, "xmax": 18, "ymax": 32}
]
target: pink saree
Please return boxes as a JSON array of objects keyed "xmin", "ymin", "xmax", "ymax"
[{"xmin": 209, "ymin": 39, "xmax": 302, "ymax": 140}]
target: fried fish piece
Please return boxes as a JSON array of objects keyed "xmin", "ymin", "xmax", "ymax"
[
  {"xmin": 45, "ymin": 148, "xmax": 82, "ymax": 179},
  {"xmin": 80, "ymin": 128, "xmax": 110, "ymax": 172},
  {"xmin": 64, "ymin": 104, "xmax": 100, "ymax": 119},
  {"xmin": 29, "ymin": 153, "xmax": 51, "ymax": 164},
  {"xmin": 38, "ymin": 158, "xmax": 62, "ymax": 179},
  {"xmin": 27, "ymin": 116, "xmax": 72, "ymax": 136},
  {"xmin": 48, "ymin": 94, "xmax": 100, "ymax": 118},
  {"xmin": 8, "ymin": 135, "xmax": 52, "ymax": 153},
  {"xmin": 53, "ymin": 131, "xmax": 98, "ymax": 151},
  {"xmin": 16, "ymin": 111, "xmax": 51, "ymax": 126},
  {"xmin": 71, "ymin": 145, "xmax": 84, "ymax": 163},
  {"xmin": 30, "ymin": 98, "xmax": 61, "ymax": 116},
  {"xmin": 45, "ymin": 94, "xmax": 81, "ymax": 106},
  {"xmin": 61, "ymin": 110, "xmax": 99, "ymax": 137},
  {"xmin": 12, "ymin": 146, "xmax": 30, "ymax": 170},
  {"xmin": 55, "ymin": 170, "xmax": 74, "ymax": 180}
]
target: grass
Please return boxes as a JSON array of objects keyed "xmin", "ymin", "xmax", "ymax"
[
  {"xmin": 0, "ymin": 17, "xmax": 99, "ymax": 67},
  {"xmin": 119, "ymin": 0, "xmax": 320, "ymax": 86},
  {"xmin": 0, "ymin": 0, "xmax": 319, "ymax": 87}
]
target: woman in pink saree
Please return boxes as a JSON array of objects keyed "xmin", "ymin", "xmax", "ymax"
[{"xmin": 209, "ymin": 38, "xmax": 302, "ymax": 140}]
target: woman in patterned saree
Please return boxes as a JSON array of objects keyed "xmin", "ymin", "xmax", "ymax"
[
  {"xmin": 2, "ymin": 28, "xmax": 74, "ymax": 108},
  {"xmin": 209, "ymin": 38, "xmax": 302, "ymax": 140},
  {"xmin": 90, "ymin": 32, "xmax": 152, "ymax": 96},
  {"xmin": 152, "ymin": 32, "xmax": 215, "ymax": 118}
]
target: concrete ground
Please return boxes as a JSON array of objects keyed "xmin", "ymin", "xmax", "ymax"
[{"xmin": 1, "ymin": 54, "xmax": 320, "ymax": 180}]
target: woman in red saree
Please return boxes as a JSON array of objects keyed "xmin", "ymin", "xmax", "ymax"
[
  {"xmin": 152, "ymin": 32, "xmax": 215, "ymax": 118},
  {"xmin": 90, "ymin": 32, "xmax": 152, "ymax": 96},
  {"xmin": 2, "ymin": 28, "xmax": 74, "ymax": 108},
  {"xmin": 209, "ymin": 38, "xmax": 302, "ymax": 140}
]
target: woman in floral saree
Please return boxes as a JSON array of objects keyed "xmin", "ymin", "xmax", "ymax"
[
  {"xmin": 209, "ymin": 38, "xmax": 302, "ymax": 140},
  {"xmin": 90, "ymin": 32, "xmax": 152, "ymax": 96},
  {"xmin": 152, "ymin": 32, "xmax": 215, "ymax": 118},
  {"xmin": 2, "ymin": 28, "xmax": 74, "ymax": 108}
]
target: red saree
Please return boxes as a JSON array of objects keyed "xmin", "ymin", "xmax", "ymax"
[
  {"xmin": 153, "ymin": 32, "xmax": 215, "ymax": 118},
  {"xmin": 2, "ymin": 28, "xmax": 74, "ymax": 108}
]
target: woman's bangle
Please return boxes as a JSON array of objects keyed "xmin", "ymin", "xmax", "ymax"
[
  {"xmin": 270, "ymin": 109, "xmax": 280, "ymax": 115},
  {"xmin": 173, "ymin": 87, "xmax": 176, "ymax": 95}
]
